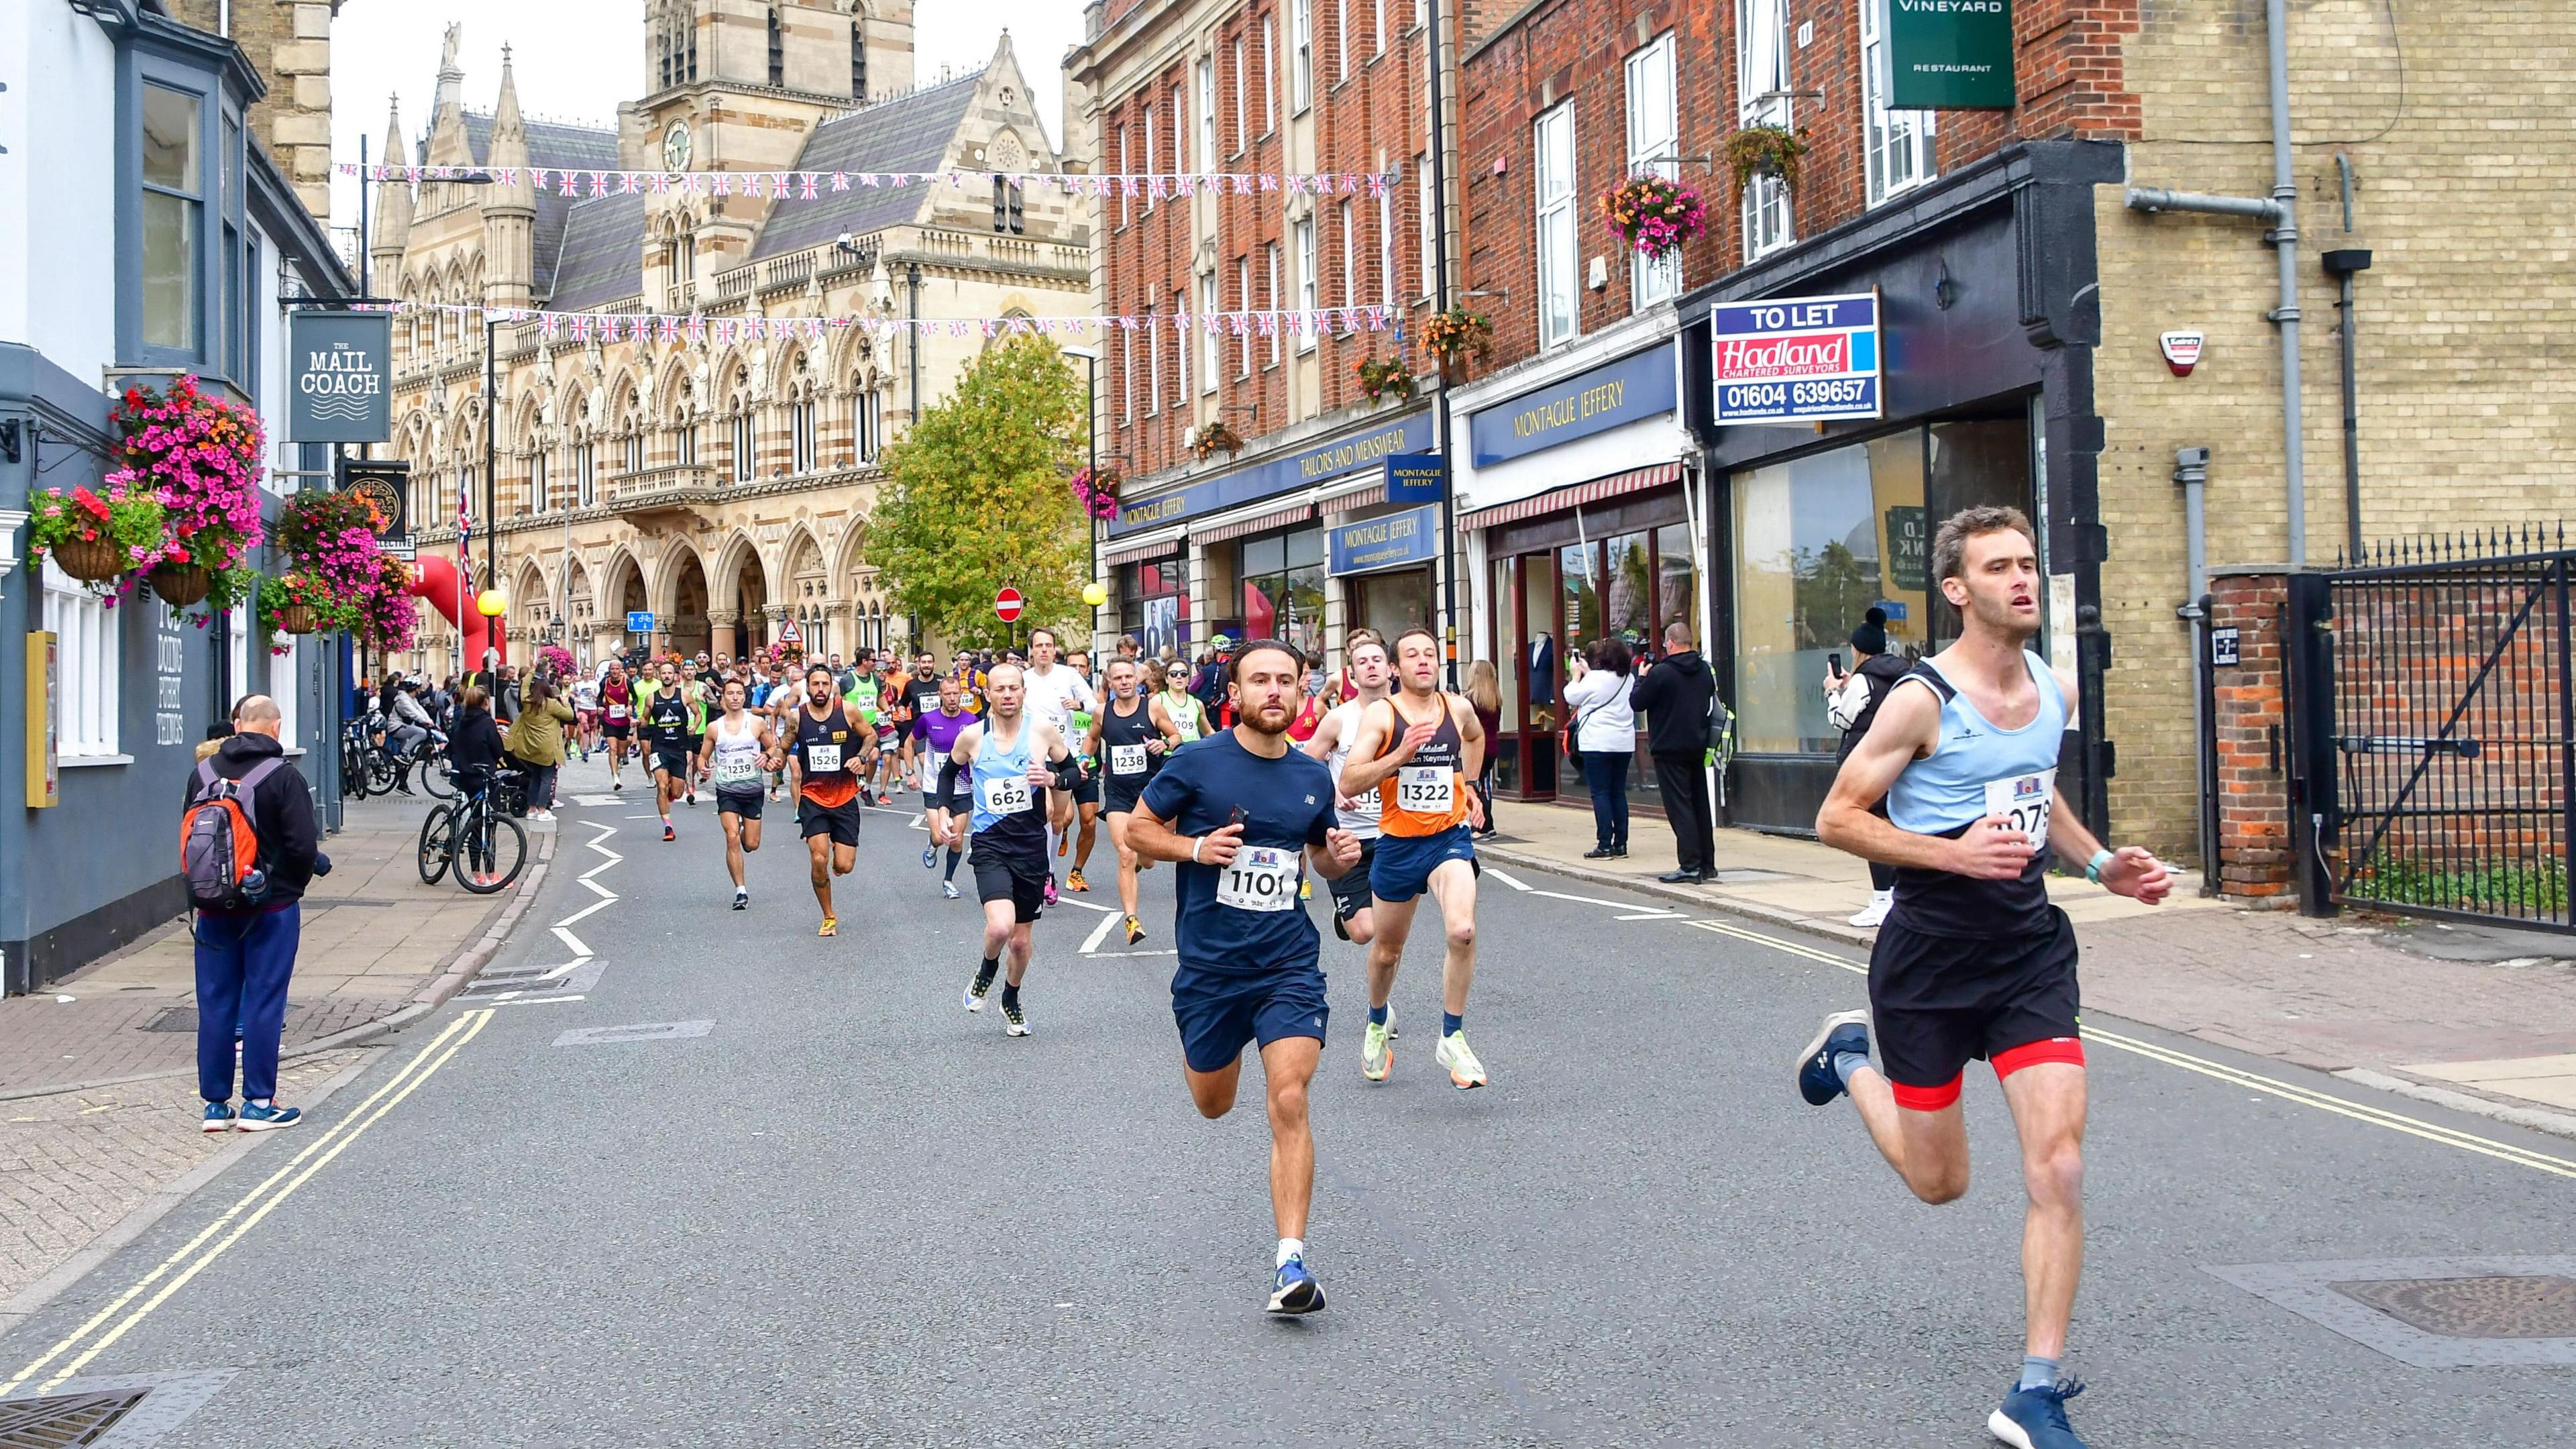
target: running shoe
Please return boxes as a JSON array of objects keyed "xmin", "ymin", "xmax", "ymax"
[
  {"xmin": 1434, "ymin": 1030, "xmax": 1488, "ymax": 1089},
  {"xmin": 1989, "ymin": 1378, "xmax": 2090, "ymax": 1449},
  {"xmin": 1848, "ymin": 890, "xmax": 1894, "ymax": 928},
  {"xmin": 733, "ymin": 887, "xmax": 749, "ymax": 911},
  {"xmin": 612, "ymin": 776, "xmax": 623, "ymax": 791},
  {"xmin": 1042, "ymin": 873, "xmax": 1059, "ymax": 907},
  {"xmin": 236, "ymin": 1102, "xmax": 303, "ymax": 1132},
  {"xmin": 818, "ymin": 916, "xmax": 837, "ymax": 937},
  {"xmin": 1124, "ymin": 915, "xmax": 1145, "ymax": 945},
  {"xmin": 1360, "ymin": 1018, "xmax": 1393, "ymax": 1082},
  {"xmin": 942, "ymin": 881, "xmax": 960, "ymax": 900},
  {"xmin": 922, "ymin": 845, "xmax": 938, "ymax": 869},
  {"xmin": 686, "ymin": 789, "xmax": 697, "ymax": 806},
  {"xmin": 201, "ymin": 1102, "xmax": 236, "ymax": 1133},
  {"xmin": 662, "ymin": 821, "xmax": 676, "ymax": 842},
  {"xmin": 965, "ymin": 963, "xmax": 998, "ymax": 1012},
  {"xmin": 1331, "ymin": 912, "xmax": 1350, "ymax": 942},
  {"xmin": 1067, "ymin": 868, "xmax": 1089, "ymax": 893},
  {"xmin": 1267, "ymin": 1255, "xmax": 1325, "ymax": 1315},
  {"xmin": 1002, "ymin": 1000, "xmax": 1032, "ymax": 1037},
  {"xmin": 1796, "ymin": 1010, "xmax": 1874, "ymax": 1107}
]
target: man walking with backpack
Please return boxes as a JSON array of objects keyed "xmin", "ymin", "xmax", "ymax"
[{"xmin": 183, "ymin": 695, "xmax": 323, "ymax": 1132}]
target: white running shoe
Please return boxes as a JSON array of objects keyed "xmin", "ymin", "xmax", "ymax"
[
  {"xmin": 732, "ymin": 887, "xmax": 749, "ymax": 910},
  {"xmin": 1847, "ymin": 889, "xmax": 1894, "ymax": 928},
  {"xmin": 1360, "ymin": 1018, "xmax": 1393, "ymax": 1082},
  {"xmin": 1434, "ymin": 1030, "xmax": 1489, "ymax": 1089}
]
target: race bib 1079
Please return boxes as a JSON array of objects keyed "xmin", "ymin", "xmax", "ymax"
[{"xmin": 1982, "ymin": 769, "xmax": 2055, "ymax": 847}]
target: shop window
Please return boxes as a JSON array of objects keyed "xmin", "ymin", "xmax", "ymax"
[
  {"xmin": 274, "ymin": 635, "xmax": 301, "ymax": 749},
  {"xmin": 1119, "ymin": 559, "xmax": 1191, "ymax": 658},
  {"xmin": 45, "ymin": 560, "xmax": 121, "ymax": 759},
  {"xmin": 1534, "ymin": 103, "xmax": 1578, "ymax": 348},
  {"xmin": 1238, "ymin": 529, "xmax": 1326, "ymax": 659},
  {"xmin": 1860, "ymin": 0, "xmax": 1937, "ymax": 205}
]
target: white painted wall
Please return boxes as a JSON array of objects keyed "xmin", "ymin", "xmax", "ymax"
[{"xmin": 0, "ymin": 5, "xmax": 119, "ymax": 383}]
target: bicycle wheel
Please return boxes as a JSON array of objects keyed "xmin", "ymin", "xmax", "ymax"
[
  {"xmin": 416, "ymin": 804, "xmax": 455, "ymax": 885},
  {"xmin": 342, "ymin": 742, "xmax": 371, "ymax": 798},
  {"xmin": 455, "ymin": 809, "xmax": 527, "ymax": 894},
  {"xmin": 419, "ymin": 756, "xmax": 458, "ymax": 799},
  {"xmin": 366, "ymin": 750, "xmax": 400, "ymax": 795}
]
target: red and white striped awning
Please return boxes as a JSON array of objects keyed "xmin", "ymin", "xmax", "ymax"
[
  {"xmin": 1195, "ymin": 501, "xmax": 1316, "ymax": 544},
  {"xmin": 1102, "ymin": 535, "xmax": 1181, "ymax": 567},
  {"xmin": 1322, "ymin": 481, "xmax": 1386, "ymax": 514},
  {"xmin": 1456, "ymin": 461, "xmax": 1682, "ymax": 532}
]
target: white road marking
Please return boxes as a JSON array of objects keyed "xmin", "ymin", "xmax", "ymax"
[
  {"xmin": 551, "ymin": 926, "xmax": 592, "ymax": 959},
  {"xmin": 1527, "ymin": 887, "xmax": 1645, "ymax": 911},
  {"xmin": 1485, "ymin": 867, "xmax": 1532, "ymax": 892},
  {"xmin": 1079, "ymin": 912, "xmax": 1119, "ymax": 955},
  {"xmin": 482, "ymin": 994, "xmax": 589, "ymax": 1007},
  {"xmin": 1085, "ymin": 949, "xmax": 1179, "ymax": 958},
  {"xmin": 1052, "ymin": 896, "xmax": 1117, "ymax": 914},
  {"xmin": 1617, "ymin": 911, "xmax": 1684, "ymax": 921}
]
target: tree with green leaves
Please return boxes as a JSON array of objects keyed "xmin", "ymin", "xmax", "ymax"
[{"xmin": 865, "ymin": 337, "xmax": 1089, "ymax": 649}]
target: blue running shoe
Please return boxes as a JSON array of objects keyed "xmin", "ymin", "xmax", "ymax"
[
  {"xmin": 1796, "ymin": 1009, "xmax": 1872, "ymax": 1106},
  {"xmin": 1989, "ymin": 1378, "xmax": 2089, "ymax": 1449},
  {"xmin": 922, "ymin": 845, "xmax": 937, "ymax": 869},
  {"xmin": 1267, "ymin": 1255, "xmax": 1325, "ymax": 1315},
  {"xmin": 201, "ymin": 1101, "xmax": 236, "ymax": 1133},
  {"xmin": 236, "ymin": 1102, "xmax": 303, "ymax": 1132}
]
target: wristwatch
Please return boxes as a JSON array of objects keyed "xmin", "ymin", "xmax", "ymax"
[{"xmin": 2084, "ymin": 848, "xmax": 2114, "ymax": 883}]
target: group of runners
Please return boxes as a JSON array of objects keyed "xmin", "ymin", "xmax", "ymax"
[{"xmin": 548, "ymin": 506, "xmax": 2162, "ymax": 1448}]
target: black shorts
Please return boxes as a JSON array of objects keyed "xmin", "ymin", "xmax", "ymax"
[
  {"xmin": 923, "ymin": 785, "xmax": 969, "ymax": 816},
  {"xmin": 716, "ymin": 789, "xmax": 764, "ymax": 820},
  {"xmin": 972, "ymin": 844, "xmax": 1048, "ymax": 922},
  {"xmin": 798, "ymin": 794, "xmax": 864, "ymax": 847},
  {"xmin": 1101, "ymin": 768, "xmax": 1148, "ymax": 816},
  {"xmin": 602, "ymin": 719, "xmax": 631, "ymax": 739},
  {"xmin": 652, "ymin": 749, "xmax": 691, "ymax": 778},
  {"xmin": 1868, "ymin": 905, "xmax": 2084, "ymax": 1112},
  {"xmin": 1071, "ymin": 767, "xmax": 1102, "ymax": 806},
  {"xmin": 1326, "ymin": 836, "xmax": 1380, "ymax": 920}
]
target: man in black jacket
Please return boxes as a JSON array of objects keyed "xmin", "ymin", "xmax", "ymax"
[
  {"xmin": 185, "ymin": 696, "xmax": 323, "ymax": 1132},
  {"xmin": 1628, "ymin": 621, "xmax": 1718, "ymax": 883}
]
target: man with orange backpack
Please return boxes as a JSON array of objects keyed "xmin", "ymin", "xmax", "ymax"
[{"xmin": 182, "ymin": 694, "xmax": 324, "ymax": 1133}]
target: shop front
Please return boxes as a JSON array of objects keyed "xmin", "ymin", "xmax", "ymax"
[
  {"xmin": 1688, "ymin": 139, "xmax": 2119, "ymax": 835},
  {"xmin": 1102, "ymin": 407, "xmax": 1432, "ymax": 669},
  {"xmin": 1451, "ymin": 326, "xmax": 1703, "ymax": 808},
  {"xmin": 1328, "ymin": 502, "xmax": 1441, "ymax": 644}
]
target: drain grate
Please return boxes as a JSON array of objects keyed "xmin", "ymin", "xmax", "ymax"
[
  {"xmin": 139, "ymin": 1008, "xmax": 197, "ymax": 1034},
  {"xmin": 2331, "ymin": 1275, "xmax": 2576, "ymax": 1339},
  {"xmin": 0, "ymin": 1388, "xmax": 149, "ymax": 1447},
  {"xmin": 554, "ymin": 1020, "xmax": 713, "ymax": 1047}
]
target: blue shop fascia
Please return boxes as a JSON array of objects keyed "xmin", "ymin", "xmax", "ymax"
[{"xmin": 1101, "ymin": 403, "xmax": 1440, "ymax": 667}]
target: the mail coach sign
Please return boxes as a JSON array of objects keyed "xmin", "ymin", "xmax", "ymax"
[
  {"xmin": 288, "ymin": 312, "xmax": 392, "ymax": 443},
  {"xmin": 1710, "ymin": 292, "xmax": 1884, "ymax": 425}
]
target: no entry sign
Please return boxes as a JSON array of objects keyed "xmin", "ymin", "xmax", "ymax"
[{"xmin": 995, "ymin": 587, "xmax": 1025, "ymax": 622}]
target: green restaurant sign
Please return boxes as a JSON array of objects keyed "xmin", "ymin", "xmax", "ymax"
[{"xmin": 1886, "ymin": 0, "xmax": 2017, "ymax": 111}]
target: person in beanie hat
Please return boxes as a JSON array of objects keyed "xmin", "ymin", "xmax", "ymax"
[{"xmin": 1824, "ymin": 608, "xmax": 1911, "ymax": 926}]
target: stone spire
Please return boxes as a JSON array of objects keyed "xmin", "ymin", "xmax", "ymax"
[
  {"xmin": 369, "ymin": 95, "xmax": 413, "ymax": 285},
  {"xmin": 483, "ymin": 46, "xmax": 537, "ymax": 309}
]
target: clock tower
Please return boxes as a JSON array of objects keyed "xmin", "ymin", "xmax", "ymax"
[{"xmin": 625, "ymin": 2, "xmax": 918, "ymax": 287}]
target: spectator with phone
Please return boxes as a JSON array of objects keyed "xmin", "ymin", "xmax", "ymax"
[{"xmin": 1824, "ymin": 607, "xmax": 1912, "ymax": 926}]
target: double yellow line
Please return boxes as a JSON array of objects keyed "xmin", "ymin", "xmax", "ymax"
[
  {"xmin": 3, "ymin": 1009, "xmax": 493, "ymax": 1396},
  {"xmin": 1686, "ymin": 918, "xmax": 2576, "ymax": 1181}
]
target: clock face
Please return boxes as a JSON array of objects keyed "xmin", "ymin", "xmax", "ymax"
[{"xmin": 662, "ymin": 122, "xmax": 692, "ymax": 171}]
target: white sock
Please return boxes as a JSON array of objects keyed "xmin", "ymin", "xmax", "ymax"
[{"xmin": 1275, "ymin": 1237, "xmax": 1305, "ymax": 1268}]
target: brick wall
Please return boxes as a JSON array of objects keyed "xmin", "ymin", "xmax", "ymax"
[{"xmin": 2204, "ymin": 570, "xmax": 2294, "ymax": 901}]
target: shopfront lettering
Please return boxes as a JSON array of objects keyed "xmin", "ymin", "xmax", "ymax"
[
  {"xmin": 1468, "ymin": 344, "xmax": 1674, "ymax": 468},
  {"xmin": 1108, "ymin": 411, "xmax": 1434, "ymax": 537},
  {"xmin": 1328, "ymin": 503, "xmax": 1440, "ymax": 576},
  {"xmin": 288, "ymin": 312, "xmax": 392, "ymax": 443}
]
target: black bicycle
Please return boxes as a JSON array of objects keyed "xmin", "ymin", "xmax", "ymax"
[{"xmin": 417, "ymin": 767, "xmax": 529, "ymax": 893}]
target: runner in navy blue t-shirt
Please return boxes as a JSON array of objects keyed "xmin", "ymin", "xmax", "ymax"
[{"xmin": 1129, "ymin": 639, "xmax": 1362, "ymax": 1316}]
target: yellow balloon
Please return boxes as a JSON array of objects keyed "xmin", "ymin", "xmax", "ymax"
[
  {"xmin": 1081, "ymin": 582, "xmax": 1108, "ymax": 608},
  {"xmin": 476, "ymin": 588, "xmax": 509, "ymax": 617}
]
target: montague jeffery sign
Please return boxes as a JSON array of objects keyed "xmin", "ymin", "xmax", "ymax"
[{"xmin": 1468, "ymin": 343, "xmax": 1676, "ymax": 468}]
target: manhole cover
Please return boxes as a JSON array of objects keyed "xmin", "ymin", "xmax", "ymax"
[
  {"xmin": 140, "ymin": 1008, "xmax": 198, "ymax": 1034},
  {"xmin": 553, "ymin": 1020, "xmax": 714, "ymax": 1047},
  {"xmin": 0, "ymin": 1387, "xmax": 149, "ymax": 1446},
  {"xmin": 2331, "ymin": 1275, "xmax": 2576, "ymax": 1338}
]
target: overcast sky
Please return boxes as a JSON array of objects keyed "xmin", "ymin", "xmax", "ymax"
[{"xmin": 328, "ymin": 2, "xmax": 1083, "ymax": 233}]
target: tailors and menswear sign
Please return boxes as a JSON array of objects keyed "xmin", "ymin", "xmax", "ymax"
[
  {"xmin": 1887, "ymin": 0, "xmax": 2017, "ymax": 110},
  {"xmin": 1711, "ymin": 292, "xmax": 1884, "ymax": 425},
  {"xmin": 288, "ymin": 311, "xmax": 392, "ymax": 443}
]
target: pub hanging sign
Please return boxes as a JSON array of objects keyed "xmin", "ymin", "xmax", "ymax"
[
  {"xmin": 288, "ymin": 311, "xmax": 394, "ymax": 443},
  {"xmin": 1886, "ymin": 0, "xmax": 2018, "ymax": 111}
]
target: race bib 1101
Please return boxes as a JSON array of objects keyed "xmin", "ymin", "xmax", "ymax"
[
  {"xmin": 1395, "ymin": 765, "xmax": 1454, "ymax": 815},
  {"xmin": 1982, "ymin": 768, "xmax": 2055, "ymax": 847},
  {"xmin": 1214, "ymin": 845, "xmax": 1299, "ymax": 912},
  {"xmin": 981, "ymin": 773, "xmax": 1034, "ymax": 816}
]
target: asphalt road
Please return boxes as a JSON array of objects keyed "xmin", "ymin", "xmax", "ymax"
[{"xmin": 5, "ymin": 754, "xmax": 2573, "ymax": 1446}]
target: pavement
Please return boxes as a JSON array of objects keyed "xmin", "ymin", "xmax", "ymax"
[
  {"xmin": 0, "ymin": 750, "xmax": 2568, "ymax": 1446},
  {"xmin": 0, "ymin": 787, "xmax": 554, "ymax": 1326},
  {"xmin": 1480, "ymin": 798, "xmax": 2576, "ymax": 1132}
]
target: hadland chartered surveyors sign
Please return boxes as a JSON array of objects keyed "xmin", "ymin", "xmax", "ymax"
[
  {"xmin": 288, "ymin": 311, "xmax": 393, "ymax": 444},
  {"xmin": 1886, "ymin": 0, "xmax": 2017, "ymax": 111}
]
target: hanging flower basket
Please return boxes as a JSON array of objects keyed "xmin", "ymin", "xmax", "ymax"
[
  {"xmin": 1421, "ymin": 307, "xmax": 1493, "ymax": 385},
  {"xmin": 256, "ymin": 571, "xmax": 356, "ymax": 648},
  {"xmin": 49, "ymin": 535, "xmax": 130, "ymax": 584},
  {"xmin": 107, "ymin": 376, "xmax": 266, "ymax": 616},
  {"xmin": 1191, "ymin": 422, "xmax": 1244, "ymax": 462},
  {"xmin": 149, "ymin": 563, "xmax": 213, "ymax": 607},
  {"xmin": 1601, "ymin": 174, "xmax": 1708, "ymax": 260},
  {"xmin": 1727, "ymin": 125, "xmax": 1811, "ymax": 195},
  {"xmin": 274, "ymin": 602, "xmax": 319, "ymax": 635},
  {"xmin": 1353, "ymin": 357, "xmax": 1414, "ymax": 405},
  {"xmin": 25, "ymin": 482, "xmax": 168, "ymax": 588},
  {"xmin": 1069, "ymin": 464, "xmax": 1123, "ymax": 522}
]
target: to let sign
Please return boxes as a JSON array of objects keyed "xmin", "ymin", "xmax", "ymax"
[
  {"xmin": 1711, "ymin": 292, "xmax": 1883, "ymax": 424},
  {"xmin": 1886, "ymin": 0, "xmax": 2018, "ymax": 111},
  {"xmin": 288, "ymin": 311, "xmax": 392, "ymax": 443}
]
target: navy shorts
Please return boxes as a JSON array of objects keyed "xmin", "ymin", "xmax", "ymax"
[
  {"xmin": 1369, "ymin": 824, "xmax": 1478, "ymax": 904},
  {"xmin": 1869, "ymin": 906, "xmax": 2084, "ymax": 1112},
  {"xmin": 715, "ymin": 788, "xmax": 764, "ymax": 821},
  {"xmin": 1327, "ymin": 837, "xmax": 1379, "ymax": 919},
  {"xmin": 1172, "ymin": 962, "xmax": 1330, "ymax": 1074}
]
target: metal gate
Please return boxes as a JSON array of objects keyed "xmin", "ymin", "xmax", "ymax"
[{"xmin": 2290, "ymin": 527, "xmax": 2571, "ymax": 934}]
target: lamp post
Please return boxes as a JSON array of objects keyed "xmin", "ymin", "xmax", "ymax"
[{"xmin": 1061, "ymin": 344, "xmax": 1102, "ymax": 647}]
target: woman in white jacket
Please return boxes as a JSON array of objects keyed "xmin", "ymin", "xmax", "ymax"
[{"xmin": 1564, "ymin": 637, "xmax": 1640, "ymax": 859}]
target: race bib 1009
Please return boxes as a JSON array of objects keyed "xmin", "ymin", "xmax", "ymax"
[
  {"xmin": 1982, "ymin": 768, "xmax": 2055, "ymax": 847},
  {"xmin": 1110, "ymin": 743, "xmax": 1148, "ymax": 776},
  {"xmin": 1215, "ymin": 845, "xmax": 1299, "ymax": 912},
  {"xmin": 1395, "ymin": 765, "xmax": 1454, "ymax": 815},
  {"xmin": 981, "ymin": 774, "xmax": 1034, "ymax": 816},
  {"xmin": 805, "ymin": 743, "xmax": 843, "ymax": 774}
]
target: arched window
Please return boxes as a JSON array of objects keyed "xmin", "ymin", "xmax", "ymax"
[
  {"xmin": 767, "ymin": 5, "xmax": 786, "ymax": 88},
  {"xmin": 729, "ymin": 397, "xmax": 754, "ymax": 482},
  {"xmin": 574, "ymin": 430, "xmax": 598, "ymax": 506}
]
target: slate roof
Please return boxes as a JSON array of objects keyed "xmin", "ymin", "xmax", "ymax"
[
  {"xmin": 749, "ymin": 72, "xmax": 981, "ymax": 262},
  {"xmin": 549, "ymin": 191, "xmax": 649, "ymax": 311},
  {"xmin": 442, "ymin": 112, "xmax": 624, "ymax": 293}
]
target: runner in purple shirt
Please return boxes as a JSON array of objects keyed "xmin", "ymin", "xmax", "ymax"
[{"xmin": 914, "ymin": 676, "xmax": 978, "ymax": 896}]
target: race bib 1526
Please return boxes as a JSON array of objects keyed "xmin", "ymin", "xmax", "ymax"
[{"xmin": 805, "ymin": 743, "xmax": 843, "ymax": 774}]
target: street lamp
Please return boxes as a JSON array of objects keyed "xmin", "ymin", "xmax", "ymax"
[{"xmin": 1061, "ymin": 343, "xmax": 1103, "ymax": 647}]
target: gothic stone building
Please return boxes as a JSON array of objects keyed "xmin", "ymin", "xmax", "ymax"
[{"xmin": 374, "ymin": 5, "xmax": 1087, "ymax": 673}]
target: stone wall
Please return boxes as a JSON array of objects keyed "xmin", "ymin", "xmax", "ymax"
[{"xmin": 169, "ymin": 0, "xmax": 335, "ymax": 220}]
